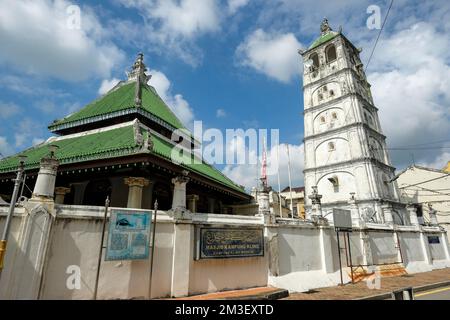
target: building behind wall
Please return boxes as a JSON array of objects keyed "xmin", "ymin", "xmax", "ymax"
[
  {"xmin": 397, "ymin": 165, "xmax": 450, "ymax": 240},
  {"xmin": 280, "ymin": 186, "xmax": 305, "ymax": 219}
]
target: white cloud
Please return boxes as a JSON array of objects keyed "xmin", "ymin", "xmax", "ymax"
[
  {"xmin": 236, "ymin": 29, "xmax": 302, "ymax": 83},
  {"xmin": 228, "ymin": 0, "xmax": 249, "ymax": 14},
  {"xmin": 14, "ymin": 118, "xmax": 45, "ymax": 148},
  {"xmin": 0, "ymin": 136, "xmax": 13, "ymax": 158},
  {"xmin": 0, "ymin": 101, "xmax": 21, "ymax": 118},
  {"xmin": 0, "ymin": 0, "xmax": 124, "ymax": 81},
  {"xmin": 32, "ymin": 138, "xmax": 45, "ymax": 146},
  {"xmin": 420, "ymin": 152, "xmax": 450, "ymax": 171},
  {"xmin": 98, "ymin": 78, "xmax": 121, "ymax": 95},
  {"xmin": 222, "ymin": 143, "xmax": 304, "ymax": 190},
  {"xmin": 148, "ymin": 70, "xmax": 195, "ymax": 128},
  {"xmin": 216, "ymin": 108, "xmax": 227, "ymax": 118},
  {"xmin": 367, "ymin": 22, "xmax": 450, "ymax": 169},
  {"xmin": 151, "ymin": 0, "xmax": 220, "ymax": 37},
  {"xmin": 119, "ymin": 0, "xmax": 220, "ymax": 37},
  {"xmin": 116, "ymin": 0, "xmax": 221, "ymax": 66}
]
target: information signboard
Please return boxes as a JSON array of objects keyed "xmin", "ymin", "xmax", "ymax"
[
  {"xmin": 105, "ymin": 209, "xmax": 151, "ymax": 261},
  {"xmin": 333, "ymin": 208, "xmax": 353, "ymax": 231},
  {"xmin": 196, "ymin": 227, "xmax": 264, "ymax": 259}
]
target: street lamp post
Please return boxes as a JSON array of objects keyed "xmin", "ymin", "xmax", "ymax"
[{"xmin": 0, "ymin": 155, "xmax": 27, "ymax": 280}]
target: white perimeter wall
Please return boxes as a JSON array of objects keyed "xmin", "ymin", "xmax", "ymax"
[{"xmin": 1, "ymin": 204, "xmax": 450, "ymax": 299}]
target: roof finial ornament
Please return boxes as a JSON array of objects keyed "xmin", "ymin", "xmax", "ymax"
[
  {"xmin": 127, "ymin": 52, "xmax": 151, "ymax": 84},
  {"xmin": 320, "ymin": 17, "xmax": 332, "ymax": 35}
]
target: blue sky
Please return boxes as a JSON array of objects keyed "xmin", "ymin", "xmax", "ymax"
[{"xmin": 0, "ymin": 0, "xmax": 449, "ymax": 190}]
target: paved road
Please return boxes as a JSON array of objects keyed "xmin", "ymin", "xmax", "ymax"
[{"xmin": 415, "ymin": 286, "xmax": 450, "ymax": 300}]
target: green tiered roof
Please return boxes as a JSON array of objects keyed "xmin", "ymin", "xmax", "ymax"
[
  {"xmin": 0, "ymin": 53, "xmax": 246, "ymax": 196},
  {"xmin": 48, "ymin": 82, "xmax": 185, "ymax": 131},
  {"xmin": 0, "ymin": 122, "xmax": 245, "ymax": 193},
  {"xmin": 308, "ymin": 31, "xmax": 338, "ymax": 50},
  {"xmin": 0, "ymin": 125, "xmax": 138, "ymax": 174}
]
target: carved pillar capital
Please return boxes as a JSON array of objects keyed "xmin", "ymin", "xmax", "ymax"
[
  {"xmin": 55, "ymin": 187, "xmax": 71, "ymax": 196},
  {"xmin": 172, "ymin": 175, "xmax": 190, "ymax": 185},
  {"xmin": 54, "ymin": 187, "xmax": 71, "ymax": 205},
  {"xmin": 406, "ymin": 204, "xmax": 419, "ymax": 227},
  {"xmin": 124, "ymin": 177, "xmax": 150, "ymax": 188},
  {"xmin": 187, "ymin": 194, "xmax": 199, "ymax": 201},
  {"xmin": 124, "ymin": 177, "xmax": 150, "ymax": 209}
]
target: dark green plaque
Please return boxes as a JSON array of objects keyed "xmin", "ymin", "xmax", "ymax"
[{"xmin": 198, "ymin": 227, "xmax": 264, "ymax": 259}]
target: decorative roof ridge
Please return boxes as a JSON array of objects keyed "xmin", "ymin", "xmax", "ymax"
[
  {"xmin": 148, "ymin": 139, "xmax": 246, "ymax": 193},
  {"xmin": 52, "ymin": 120, "xmax": 137, "ymax": 143},
  {"xmin": 135, "ymin": 121, "xmax": 199, "ymax": 163}
]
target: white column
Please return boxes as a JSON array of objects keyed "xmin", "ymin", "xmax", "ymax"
[
  {"xmin": 124, "ymin": 177, "xmax": 150, "ymax": 209},
  {"xmin": 420, "ymin": 232, "xmax": 433, "ymax": 266},
  {"xmin": 32, "ymin": 157, "xmax": 59, "ymax": 200},
  {"xmin": 320, "ymin": 227, "xmax": 334, "ymax": 274},
  {"xmin": 381, "ymin": 203, "xmax": 394, "ymax": 225},
  {"xmin": 171, "ymin": 173, "xmax": 190, "ymax": 212},
  {"xmin": 308, "ymin": 186, "xmax": 323, "ymax": 220},
  {"xmin": 406, "ymin": 205, "xmax": 419, "ymax": 227},
  {"xmin": 54, "ymin": 187, "xmax": 70, "ymax": 204},
  {"xmin": 170, "ymin": 223, "xmax": 193, "ymax": 297},
  {"xmin": 187, "ymin": 195, "xmax": 199, "ymax": 213},
  {"xmin": 441, "ymin": 232, "xmax": 450, "ymax": 261},
  {"xmin": 361, "ymin": 231, "xmax": 373, "ymax": 266},
  {"xmin": 257, "ymin": 189, "xmax": 274, "ymax": 224},
  {"xmin": 428, "ymin": 205, "xmax": 438, "ymax": 226},
  {"xmin": 348, "ymin": 193, "xmax": 361, "ymax": 227}
]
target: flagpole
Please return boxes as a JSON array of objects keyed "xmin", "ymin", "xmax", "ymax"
[
  {"xmin": 286, "ymin": 145, "xmax": 294, "ymax": 219},
  {"xmin": 276, "ymin": 144, "xmax": 282, "ymax": 218}
]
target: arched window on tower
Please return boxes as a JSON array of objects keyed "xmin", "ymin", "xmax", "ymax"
[
  {"xmin": 310, "ymin": 53, "xmax": 320, "ymax": 69},
  {"xmin": 328, "ymin": 141, "xmax": 335, "ymax": 151},
  {"xmin": 326, "ymin": 44, "xmax": 337, "ymax": 63}
]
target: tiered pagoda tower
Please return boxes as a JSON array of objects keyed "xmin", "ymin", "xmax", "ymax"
[{"xmin": 300, "ymin": 19, "xmax": 407, "ymax": 225}]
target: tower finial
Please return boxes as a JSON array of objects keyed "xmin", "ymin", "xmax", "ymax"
[{"xmin": 320, "ymin": 18, "xmax": 332, "ymax": 35}]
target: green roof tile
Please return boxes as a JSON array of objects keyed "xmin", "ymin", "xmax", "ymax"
[
  {"xmin": 0, "ymin": 125, "xmax": 138, "ymax": 173},
  {"xmin": 49, "ymin": 81, "xmax": 185, "ymax": 131},
  {"xmin": 0, "ymin": 124, "xmax": 246, "ymax": 194},
  {"xmin": 308, "ymin": 31, "xmax": 338, "ymax": 50},
  {"xmin": 150, "ymin": 134, "xmax": 245, "ymax": 193}
]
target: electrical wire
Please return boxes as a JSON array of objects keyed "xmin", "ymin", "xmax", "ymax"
[
  {"xmin": 398, "ymin": 173, "xmax": 450, "ymax": 189},
  {"xmin": 393, "ymin": 138, "xmax": 450, "ymax": 148},
  {"xmin": 365, "ymin": 0, "xmax": 394, "ymax": 72}
]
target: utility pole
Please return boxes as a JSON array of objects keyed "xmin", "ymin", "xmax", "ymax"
[{"xmin": 0, "ymin": 155, "xmax": 27, "ymax": 281}]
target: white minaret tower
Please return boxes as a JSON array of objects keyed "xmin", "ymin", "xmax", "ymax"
[{"xmin": 300, "ymin": 19, "xmax": 406, "ymax": 226}]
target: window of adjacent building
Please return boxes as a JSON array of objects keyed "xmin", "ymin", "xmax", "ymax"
[
  {"xmin": 310, "ymin": 53, "xmax": 320, "ymax": 68},
  {"xmin": 326, "ymin": 44, "xmax": 337, "ymax": 63}
]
